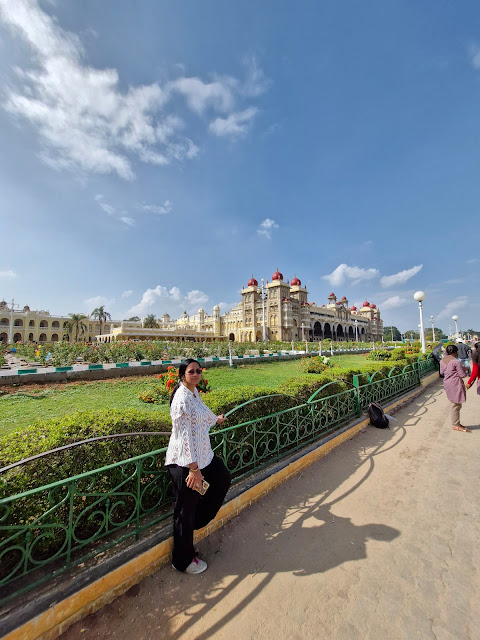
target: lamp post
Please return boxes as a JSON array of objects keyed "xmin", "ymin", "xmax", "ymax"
[
  {"xmin": 413, "ymin": 291, "xmax": 426, "ymax": 354},
  {"xmin": 430, "ymin": 315, "xmax": 435, "ymax": 343},
  {"xmin": 452, "ymin": 315, "xmax": 459, "ymax": 338},
  {"xmin": 8, "ymin": 298, "xmax": 20, "ymax": 344},
  {"xmin": 301, "ymin": 322, "xmax": 308, "ymax": 352},
  {"xmin": 354, "ymin": 319, "xmax": 358, "ymax": 342}
]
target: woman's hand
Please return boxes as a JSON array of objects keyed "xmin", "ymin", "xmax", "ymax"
[
  {"xmin": 186, "ymin": 468, "xmax": 204, "ymax": 490},
  {"xmin": 466, "ymin": 382, "xmax": 472, "ymax": 390},
  {"xmin": 216, "ymin": 414, "xmax": 226, "ymax": 425}
]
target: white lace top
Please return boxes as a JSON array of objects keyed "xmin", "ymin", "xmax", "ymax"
[{"xmin": 165, "ymin": 384, "xmax": 218, "ymax": 469}]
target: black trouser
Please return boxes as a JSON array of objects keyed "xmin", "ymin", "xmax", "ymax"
[{"xmin": 167, "ymin": 455, "xmax": 231, "ymax": 571}]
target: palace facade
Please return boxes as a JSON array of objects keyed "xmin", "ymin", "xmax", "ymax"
[
  {"xmin": 96, "ymin": 269, "xmax": 383, "ymax": 343},
  {"xmin": 0, "ymin": 301, "xmax": 113, "ymax": 343}
]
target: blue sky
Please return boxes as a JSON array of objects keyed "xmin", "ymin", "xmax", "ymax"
[{"xmin": 0, "ymin": 0, "xmax": 478, "ymax": 334}]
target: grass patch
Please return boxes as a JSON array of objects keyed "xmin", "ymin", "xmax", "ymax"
[{"xmin": 0, "ymin": 355, "xmax": 370, "ymax": 436}]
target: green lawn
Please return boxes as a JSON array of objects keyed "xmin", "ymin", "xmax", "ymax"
[{"xmin": 0, "ymin": 354, "xmax": 369, "ymax": 435}]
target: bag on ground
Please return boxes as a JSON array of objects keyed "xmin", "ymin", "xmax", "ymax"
[{"xmin": 368, "ymin": 402, "xmax": 390, "ymax": 429}]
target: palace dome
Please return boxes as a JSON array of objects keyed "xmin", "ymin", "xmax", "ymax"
[
  {"xmin": 369, "ymin": 303, "xmax": 376, "ymax": 309},
  {"xmin": 272, "ymin": 268, "xmax": 283, "ymax": 281},
  {"xmin": 291, "ymin": 275, "xmax": 301, "ymax": 286},
  {"xmin": 350, "ymin": 306, "xmax": 357, "ymax": 311},
  {"xmin": 363, "ymin": 300, "xmax": 370, "ymax": 307},
  {"xmin": 247, "ymin": 275, "xmax": 258, "ymax": 287},
  {"xmin": 329, "ymin": 292, "xmax": 335, "ymax": 298},
  {"xmin": 341, "ymin": 296, "xmax": 347, "ymax": 300}
]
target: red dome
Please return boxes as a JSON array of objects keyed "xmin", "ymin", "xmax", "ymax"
[
  {"xmin": 322, "ymin": 304, "xmax": 326, "ymax": 307},
  {"xmin": 247, "ymin": 275, "xmax": 258, "ymax": 287},
  {"xmin": 350, "ymin": 306, "xmax": 357, "ymax": 311},
  {"xmin": 363, "ymin": 300, "xmax": 369, "ymax": 307},
  {"xmin": 370, "ymin": 303, "xmax": 376, "ymax": 309},
  {"xmin": 329, "ymin": 292, "xmax": 335, "ymax": 298},
  {"xmin": 272, "ymin": 268, "xmax": 283, "ymax": 281},
  {"xmin": 341, "ymin": 296, "xmax": 347, "ymax": 300},
  {"xmin": 291, "ymin": 275, "xmax": 301, "ymax": 286}
]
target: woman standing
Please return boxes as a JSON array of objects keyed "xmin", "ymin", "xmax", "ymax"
[
  {"xmin": 440, "ymin": 344, "xmax": 470, "ymax": 433},
  {"xmin": 466, "ymin": 342, "xmax": 480, "ymax": 392},
  {"xmin": 165, "ymin": 359, "xmax": 231, "ymax": 574}
]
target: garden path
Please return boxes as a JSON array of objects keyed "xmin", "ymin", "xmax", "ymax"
[{"xmin": 61, "ymin": 380, "xmax": 480, "ymax": 640}]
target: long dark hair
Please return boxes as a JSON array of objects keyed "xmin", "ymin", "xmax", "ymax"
[
  {"xmin": 472, "ymin": 342, "xmax": 480, "ymax": 364},
  {"xmin": 169, "ymin": 359, "xmax": 201, "ymax": 406},
  {"xmin": 446, "ymin": 344, "xmax": 458, "ymax": 356}
]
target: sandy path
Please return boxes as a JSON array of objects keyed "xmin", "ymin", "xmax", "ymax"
[{"xmin": 61, "ymin": 381, "xmax": 480, "ymax": 640}]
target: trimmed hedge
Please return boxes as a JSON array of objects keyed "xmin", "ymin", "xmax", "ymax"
[{"xmin": 0, "ymin": 409, "xmax": 171, "ymax": 499}]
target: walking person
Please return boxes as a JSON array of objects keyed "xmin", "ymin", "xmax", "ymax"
[
  {"xmin": 440, "ymin": 344, "xmax": 470, "ymax": 433},
  {"xmin": 456, "ymin": 337, "xmax": 472, "ymax": 374},
  {"xmin": 466, "ymin": 342, "xmax": 480, "ymax": 393},
  {"xmin": 165, "ymin": 359, "xmax": 231, "ymax": 574}
]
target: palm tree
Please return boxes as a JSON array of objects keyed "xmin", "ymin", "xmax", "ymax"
[
  {"xmin": 127, "ymin": 316, "xmax": 140, "ymax": 322},
  {"xmin": 66, "ymin": 313, "xmax": 88, "ymax": 342},
  {"xmin": 143, "ymin": 314, "xmax": 158, "ymax": 328},
  {"xmin": 91, "ymin": 305, "xmax": 112, "ymax": 336}
]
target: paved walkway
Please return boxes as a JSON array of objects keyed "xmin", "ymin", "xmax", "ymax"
[{"xmin": 62, "ymin": 380, "xmax": 480, "ymax": 640}]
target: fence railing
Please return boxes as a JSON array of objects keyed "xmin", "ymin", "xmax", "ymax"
[{"xmin": 0, "ymin": 356, "xmax": 436, "ymax": 604}]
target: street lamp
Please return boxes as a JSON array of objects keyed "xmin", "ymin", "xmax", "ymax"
[
  {"xmin": 354, "ymin": 319, "xmax": 358, "ymax": 341},
  {"xmin": 413, "ymin": 291, "xmax": 426, "ymax": 354},
  {"xmin": 430, "ymin": 315, "xmax": 435, "ymax": 343},
  {"xmin": 452, "ymin": 315, "xmax": 459, "ymax": 338}
]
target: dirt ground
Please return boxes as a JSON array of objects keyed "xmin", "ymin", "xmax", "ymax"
[{"xmin": 61, "ymin": 380, "xmax": 480, "ymax": 640}]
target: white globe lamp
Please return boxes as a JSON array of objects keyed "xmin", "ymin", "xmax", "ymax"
[{"xmin": 413, "ymin": 291, "xmax": 426, "ymax": 354}]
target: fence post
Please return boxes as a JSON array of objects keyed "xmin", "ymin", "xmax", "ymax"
[
  {"xmin": 414, "ymin": 360, "xmax": 421, "ymax": 385},
  {"xmin": 353, "ymin": 375, "xmax": 361, "ymax": 417}
]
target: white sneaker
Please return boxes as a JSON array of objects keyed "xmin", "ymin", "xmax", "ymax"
[{"xmin": 185, "ymin": 556, "xmax": 207, "ymax": 574}]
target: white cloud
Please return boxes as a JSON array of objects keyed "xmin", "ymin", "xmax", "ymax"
[
  {"xmin": 137, "ymin": 200, "xmax": 173, "ymax": 215},
  {"xmin": 469, "ymin": 44, "xmax": 480, "ymax": 70},
  {"xmin": 322, "ymin": 264, "xmax": 379, "ymax": 287},
  {"xmin": 0, "ymin": 1, "xmax": 268, "ymax": 178},
  {"xmin": 241, "ymin": 55, "xmax": 271, "ymax": 97},
  {"xmin": 94, "ymin": 195, "xmax": 134, "ymax": 227},
  {"xmin": 168, "ymin": 76, "xmax": 236, "ymax": 114},
  {"xmin": 121, "ymin": 290, "xmax": 133, "ymax": 299},
  {"xmin": 381, "ymin": 296, "xmax": 407, "ymax": 309},
  {"xmin": 85, "ymin": 296, "xmax": 115, "ymax": 311},
  {"xmin": 209, "ymin": 107, "xmax": 258, "ymax": 138},
  {"xmin": 380, "ymin": 264, "xmax": 423, "ymax": 288},
  {"xmin": 185, "ymin": 290, "xmax": 209, "ymax": 307},
  {"xmin": 466, "ymin": 258, "xmax": 479, "ymax": 264},
  {"xmin": 0, "ymin": 269, "xmax": 17, "ymax": 279},
  {"xmin": 126, "ymin": 285, "xmax": 209, "ymax": 317},
  {"xmin": 437, "ymin": 296, "xmax": 468, "ymax": 320},
  {"xmin": 257, "ymin": 217, "xmax": 279, "ymax": 240}
]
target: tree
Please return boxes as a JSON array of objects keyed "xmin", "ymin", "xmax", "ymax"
[
  {"xmin": 91, "ymin": 305, "xmax": 112, "ymax": 336},
  {"xmin": 383, "ymin": 325, "xmax": 401, "ymax": 341},
  {"xmin": 127, "ymin": 316, "xmax": 140, "ymax": 322},
  {"xmin": 143, "ymin": 314, "xmax": 158, "ymax": 328},
  {"xmin": 424, "ymin": 327, "xmax": 446, "ymax": 341},
  {"xmin": 66, "ymin": 313, "xmax": 88, "ymax": 342}
]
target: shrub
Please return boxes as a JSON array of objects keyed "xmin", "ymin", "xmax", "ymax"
[
  {"xmin": 0, "ymin": 409, "xmax": 172, "ymax": 498},
  {"xmin": 138, "ymin": 366, "xmax": 211, "ymax": 404},
  {"xmin": 204, "ymin": 386, "xmax": 295, "ymax": 426},
  {"xmin": 366, "ymin": 350, "xmax": 391, "ymax": 361},
  {"xmin": 299, "ymin": 355, "xmax": 332, "ymax": 374}
]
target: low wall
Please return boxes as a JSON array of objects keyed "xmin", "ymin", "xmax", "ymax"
[{"xmin": 0, "ymin": 349, "xmax": 371, "ymax": 386}]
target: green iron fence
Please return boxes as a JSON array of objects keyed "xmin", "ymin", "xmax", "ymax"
[{"xmin": 0, "ymin": 357, "xmax": 437, "ymax": 604}]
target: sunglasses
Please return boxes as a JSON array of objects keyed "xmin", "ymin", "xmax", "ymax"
[{"xmin": 185, "ymin": 369, "xmax": 203, "ymax": 375}]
